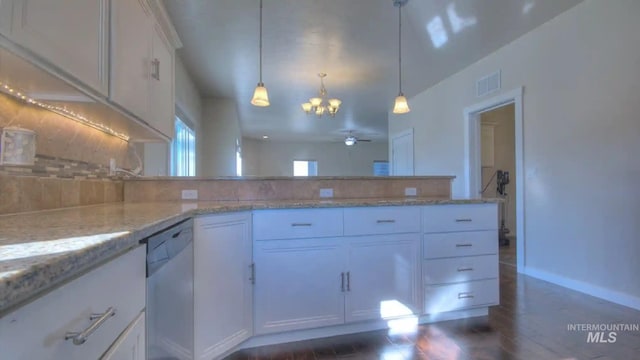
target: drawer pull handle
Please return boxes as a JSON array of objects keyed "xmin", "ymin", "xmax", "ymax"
[
  {"xmin": 458, "ymin": 292, "xmax": 474, "ymax": 299},
  {"xmin": 457, "ymin": 267, "xmax": 474, "ymax": 272},
  {"xmin": 291, "ymin": 223, "xmax": 312, "ymax": 227},
  {"xmin": 455, "ymin": 218, "xmax": 473, "ymax": 222},
  {"xmin": 376, "ymin": 219, "xmax": 396, "ymax": 224},
  {"xmin": 65, "ymin": 307, "xmax": 116, "ymax": 345},
  {"xmin": 455, "ymin": 244, "xmax": 473, "ymax": 247}
]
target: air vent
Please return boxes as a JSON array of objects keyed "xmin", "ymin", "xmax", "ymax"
[{"xmin": 476, "ymin": 70, "xmax": 501, "ymax": 97}]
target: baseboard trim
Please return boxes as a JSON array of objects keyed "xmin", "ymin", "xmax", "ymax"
[
  {"xmin": 523, "ymin": 267, "xmax": 640, "ymax": 311},
  {"xmin": 239, "ymin": 308, "xmax": 490, "ymax": 350}
]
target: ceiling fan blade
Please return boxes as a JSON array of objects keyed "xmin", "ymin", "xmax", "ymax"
[{"xmin": 359, "ymin": 139, "xmax": 372, "ymax": 142}]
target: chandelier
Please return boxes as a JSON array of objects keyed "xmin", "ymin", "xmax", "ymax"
[{"xmin": 301, "ymin": 73, "xmax": 342, "ymax": 117}]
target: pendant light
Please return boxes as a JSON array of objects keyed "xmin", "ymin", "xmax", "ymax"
[
  {"xmin": 251, "ymin": 0, "xmax": 270, "ymax": 107},
  {"xmin": 393, "ymin": 0, "xmax": 410, "ymax": 114}
]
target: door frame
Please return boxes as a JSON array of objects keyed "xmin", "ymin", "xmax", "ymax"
[
  {"xmin": 390, "ymin": 128, "xmax": 414, "ymax": 176},
  {"xmin": 463, "ymin": 87, "xmax": 525, "ymax": 271}
]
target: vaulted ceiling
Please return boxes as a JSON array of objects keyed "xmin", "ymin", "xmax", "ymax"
[{"xmin": 163, "ymin": 0, "xmax": 583, "ymax": 142}]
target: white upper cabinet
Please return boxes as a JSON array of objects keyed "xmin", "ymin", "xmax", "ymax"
[
  {"xmin": 110, "ymin": 0, "xmax": 176, "ymax": 139},
  {"xmin": 0, "ymin": 1, "xmax": 12, "ymax": 35},
  {"xmin": 3, "ymin": 0, "xmax": 109, "ymax": 95},
  {"xmin": 110, "ymin": 0, "xmax": 152, "ymax": 123},
  {"xmin": 150, "ymin": 24, "xmax": 175, "ymax": 138}
]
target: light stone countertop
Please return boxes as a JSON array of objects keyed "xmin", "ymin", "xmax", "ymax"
[{"xmin": 0, "ymin": 197, "xmax": 498, "ymax": 315}]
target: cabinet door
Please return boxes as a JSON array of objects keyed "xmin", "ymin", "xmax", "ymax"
[
  {"xmin": 194, "ymin": 213, "xmax": 252, "ymax": 360},
  {"xmin": 6, "ymin": 0, "xmax": 109, "ymax": 94},
  {"xmin": 110, "ymin": 0, "xmax": 151, "ymax": 121},
  {"xmin": 101, "ymin": 312, "xmax": 145, "ymax": 360},
  {"xmin": 345, "ymin": 234, "xmax": 420, "ymax": 323},
  {"xmin": 0, "ymin": 246, "xmax": 145, "ymax": 360},
  {"xmin": 0, "ymin": 0, "xmax": 13, "ymax": 35},
  {"xmin": 254, "ymin": 238, "xmax": 345, "ymax": 334},
  {"xmin": 149, "ymin": 25, "xmax": 175, "ymax": 138}
]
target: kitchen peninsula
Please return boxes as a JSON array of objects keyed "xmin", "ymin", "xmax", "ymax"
[{"xmin": 0, "ymin": 176, "xmax": 500, "ymax": 359}]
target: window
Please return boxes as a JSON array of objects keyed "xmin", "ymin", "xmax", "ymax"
[
  {"xmin": 373, "ymin": 161, "xmax": 389, "ymax": 176},
  {"xmin": 236, "ymin": 139, "xmax": 242, "ymax": 177},
  {"xmin": 171, "ymin": 116, "xmax": 196, "ymax": 176},
  {"xmin": 293, "ymin": 160, "xmax": 318, "ymax": 176}
]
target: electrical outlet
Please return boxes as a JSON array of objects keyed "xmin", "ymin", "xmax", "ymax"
[
  {"xmin": 181, "ymin": 189, "xmax": 198, "ymax": 200},
  {"xmin": 319, "ymin": 188, "xmax": 334, "ymax": 198},
  {"xmin": 404, "ymin": 187, "xmax": 417, "ymax": 196}
]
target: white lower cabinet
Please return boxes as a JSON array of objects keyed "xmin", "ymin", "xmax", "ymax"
[
  {"xmin": 345, "ymin": 234, "xmax": 420, "ymax": 323},
  {"xmin": 253, "ymin": 207, "xmax": 421, "ymax": 336},
  {"xmin": 421, "ymin": 203, "xmax": 500, "ymax": 316},
  {"xmin": 253, "ymin": 238, "xmax": 345, "ymax": 334},
  {"xmin": 101, "ymin": 311, "xmax": 145, "ymax": 360},
  {"xmin": 194, "ymin": 212, "xmax": 253, "ymax": 360},
  {"xmin": 0, "ymin": 246, "xmax": 146, "ymax": 360}
]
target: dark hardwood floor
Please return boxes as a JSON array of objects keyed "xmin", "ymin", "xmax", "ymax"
[{"xmin": 226, "ymin": 247, "xmax": 640, "ymax": 360}]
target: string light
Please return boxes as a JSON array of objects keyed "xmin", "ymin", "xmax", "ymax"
[{"xmin": 0, "ymin": 81, "xmax": 130, "ymax": 141}]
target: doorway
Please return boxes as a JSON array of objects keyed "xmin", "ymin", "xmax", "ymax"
[
  {"xmin": 480, "ymin": 104, "xmax": 516, "ymax": 267},
  {"xmin": 464, "ymin": 88, "xmax": 524, "ymax": 272},
  {"xmin": 391, "ymin": 128, "xmax": 414, "ymax": 176}
]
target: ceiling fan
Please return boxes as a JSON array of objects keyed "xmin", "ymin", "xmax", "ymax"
[{"xmin": 344, "ymin": 132, "xmax": 372, "ymax": 146}]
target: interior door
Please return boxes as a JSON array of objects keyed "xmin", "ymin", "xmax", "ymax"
[{"xmin": 391, "ymin": 128, "xmax": 414, "ymax": 176}]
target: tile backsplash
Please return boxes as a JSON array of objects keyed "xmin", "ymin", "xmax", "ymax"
[
  {"xmin": 0, "ymin": 174, "xmax": 123, "ymax": 215},
  {"xmin": 0, "ymin": 89, "xmax": 131, "ymax": 214},
  {"xmin": 0, "ymin": 92, "xmax": 131, "ymax": 176},
  {"xmin": 124, "ymin": 177, "xmax": 453, "ymax": 202}
]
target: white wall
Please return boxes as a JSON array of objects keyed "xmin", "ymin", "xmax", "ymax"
[
  {"xmin": 389, "ymin": 0, "xmax": 640, "ymax": 308},
  {"xmin": 243, "ymin": 138, "xmax": 388, "ymax": 176},
  {"xmin": 201, "ymin": 98, "xmax": 241, "ymax": 176}
]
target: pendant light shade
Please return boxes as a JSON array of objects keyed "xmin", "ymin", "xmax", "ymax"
[
  {"xmin": 393, "ymin": 94, "xmax": 410, "ymax": 114},
  {"xmin": 251, "ymin": 0, "xmax": 269, "ymax": 107},
  {"xmin": 392, "ymin": 0, "xmax": 410, "ymax": 114},
  {"xmin": 251, "ymin": 82, "xmax": 270, "ymax": 107}
]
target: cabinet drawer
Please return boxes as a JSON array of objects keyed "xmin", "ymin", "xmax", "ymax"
[
  {"xmin": 423, "ymin": 255, "xmax": 498, "ymax": 285},
  {"xmin": 424, "ymin": 279, "xmax": 498, "ymax": 314},
  {"xmin": 253, "ymin": 209, "xmax": 343, "ymax": 240},
  {"xmin": 0, "ymin": 246, "xmax": 146, "ymax": 360},
  {"xmin": 423, "ymin": 204, "xmax": 497, "ymax": 233},
  {"xmin": 343, "ymin": 206, "xmax": 420, "ymax": 236},
  {"xmin": 423, "ymin": 231, "xmax": 497, "ymax": 259}
]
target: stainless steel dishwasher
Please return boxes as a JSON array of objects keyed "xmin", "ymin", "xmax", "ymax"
[{"xmin": 143, "ymin": 218, "xmax": 194, "ymax": 360}]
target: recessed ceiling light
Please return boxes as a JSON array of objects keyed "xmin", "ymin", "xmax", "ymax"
[{"xmin": 262, "ymin": 135, "xmax": 269, "ymax": 139}]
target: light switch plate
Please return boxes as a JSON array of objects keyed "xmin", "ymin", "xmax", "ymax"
[
  {"xmin": 319, "ymin": 188, "xmax": 334, "ymax": 198},
  {"xmin": 404, "ymin": 187, "xmax": 417, "ymax": 196},
  {"xmin": 181, "ymin": 189, "xmax": 198, "ymax": 200}
]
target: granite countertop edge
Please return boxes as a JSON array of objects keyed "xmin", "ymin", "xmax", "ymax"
[{"xmin": 0, "ymin": 197, "xmax": 498, "ymax": 315}]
